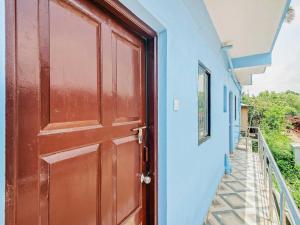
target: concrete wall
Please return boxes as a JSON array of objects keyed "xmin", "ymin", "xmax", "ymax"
[
  {"xmin": 121, "ymin": 0, "xmax": 241, "ymax": 224},
  {"xmin": 0, "ymin": 0, "xmax": 5, "ymax": 223}
]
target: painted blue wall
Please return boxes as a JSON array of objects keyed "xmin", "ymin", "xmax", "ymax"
[
  {"xmin": 0, "ymin": 0, "xmax": 5, "ymax": 224},
  {"xmin": 121, "ymin": 0, "xmax": 241, "ymax": 224}
]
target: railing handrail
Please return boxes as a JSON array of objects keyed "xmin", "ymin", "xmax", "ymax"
[{"xmin": 250, "ymin": 127, "xmax": 300, "ymax": 224}]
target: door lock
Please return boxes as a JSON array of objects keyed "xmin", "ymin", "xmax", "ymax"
[
  {"xmin": 140, "ymin": 173, "xmax": 151, "ymax": 184},
  {"xmin": 132, "ymin": 126, "xmax": 147, "ymax": 144}
]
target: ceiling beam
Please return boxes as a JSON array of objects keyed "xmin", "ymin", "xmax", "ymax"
[{"xmin": 232, "ymin": 53, "xmax": 272, "ymax": 69}]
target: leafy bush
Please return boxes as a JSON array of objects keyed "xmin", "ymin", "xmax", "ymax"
[{"xmin": 243, "ymin": 91, "xmax": 299, "ymax": 126}]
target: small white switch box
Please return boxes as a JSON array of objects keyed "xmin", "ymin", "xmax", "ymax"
[{"xmin": 173, "ymin": 98, "xmax": 180, "ymax": 112}]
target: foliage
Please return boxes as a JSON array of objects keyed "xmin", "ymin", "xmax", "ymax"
[
  {"xmin": 243, "ymin": 91, "xmax": 300, "ymax": 207},
  {"xmin": 261, "ymin": 106, "xmax": 287, "ymax": 131},
  {"xmin": 243, "ymin": 91, "xmax": 299, "ymax": 127}
]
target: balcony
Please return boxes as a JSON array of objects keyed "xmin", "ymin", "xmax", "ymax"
[{"xmin": 204, "ymin": 128, "xmax": 300, "ymax": 225}]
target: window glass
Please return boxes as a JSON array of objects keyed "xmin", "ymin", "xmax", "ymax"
[{"xmin": 198, "ymin": 64, "xmax": 210, "ymax": 143}]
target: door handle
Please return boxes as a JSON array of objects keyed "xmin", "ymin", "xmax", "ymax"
[
  {"xmin": 140, "ymin": 173, "xmax": 151, "ymax": 184},
  {"xmin": 132, "ymin": 126, "xmax": 147, "ymax": 144}
]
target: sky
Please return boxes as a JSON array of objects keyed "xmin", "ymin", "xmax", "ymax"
[{"xmin": 243, "ymin": 1, "xmax": 300, "ymax": 96}]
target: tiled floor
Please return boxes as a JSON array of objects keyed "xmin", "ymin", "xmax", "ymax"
[{"xmin": 204, "ymin": 139, "xmax": 278, "ymax": 225}]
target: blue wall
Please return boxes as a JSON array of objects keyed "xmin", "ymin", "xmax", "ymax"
[
  {"xmin": 0, "ymin": 0, "xmax": 5, "ymax": 224},
  {"xmin": 121, "ymin": 0, "xmax": 241, "ymax": 224}
]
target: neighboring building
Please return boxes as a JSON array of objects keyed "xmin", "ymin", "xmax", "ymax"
[
  {"xmin": 241, "ymin": 104, "xmax": 250, "ymax": 131},
  {"xmin": 0, "ymin": 0, "xmax": 290, "ymax": 225}
]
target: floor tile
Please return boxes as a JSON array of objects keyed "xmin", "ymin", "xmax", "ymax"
[{"xmin": 204, "ymin": 147, "xmax": 278, "ymax": 225}]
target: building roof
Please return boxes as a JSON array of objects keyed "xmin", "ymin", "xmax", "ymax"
[{"xmin": 204, "ymin": 0, "xmax": 291, "ymax": 86}]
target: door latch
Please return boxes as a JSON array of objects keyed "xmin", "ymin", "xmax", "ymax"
[
  {"xmin": 132, "ymin": 126, "xmax": 147, "ymax": 144},
  {"xmin": 140, "ymin": 173, "xmax": 151, "ymax": 184}
]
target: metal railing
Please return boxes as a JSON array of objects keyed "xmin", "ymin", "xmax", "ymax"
[{"xmin": 243, "ymin": 127, "xmax": 300, "ymax": 225}]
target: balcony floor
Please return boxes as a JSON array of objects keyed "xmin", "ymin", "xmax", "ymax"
[{"xmin": 204, "ymin": 143, "xmax": 277, "ymax": 225}]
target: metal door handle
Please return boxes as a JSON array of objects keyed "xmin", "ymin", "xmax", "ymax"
[
  {"xmin": 132, "ymin": 126, "xmax": 147, "ymax": 132},
  {"xmin": 132, "ymin": 126, "xmax": 147, "ymax": 144},
  {"xmin": 140, "ymin": 173, "xmax": 151, "ymax": 184}
]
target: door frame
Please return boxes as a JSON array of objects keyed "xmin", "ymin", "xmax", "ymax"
[{"xmin": 5, "ymin": 1, "xmax": 158, "ymax": 225}]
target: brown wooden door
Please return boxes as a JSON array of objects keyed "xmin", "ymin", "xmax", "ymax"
[{"xmin": 13, "ymin": 0, "xmax": 147, "ymax": 225}]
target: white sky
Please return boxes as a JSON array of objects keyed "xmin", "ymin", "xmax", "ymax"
[{"xmin": 243, "ymin": 2, "xmax": 300, "ymax": 96}]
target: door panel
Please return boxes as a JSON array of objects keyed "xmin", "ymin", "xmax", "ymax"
[
  {"xmin": 14, "ymin": 0, "xmax": 146, "ymax": 224},
  {"xmin": 113, "ymin": 33, "xmax": 142, "ymax": 123},
  {"xmin": 49, "ymin": 0, "xmax": 100, "ymax": 125},
  {"xmin": 115, "ymin": 136, "xmax": 142, "ymax": 224},
  {"xmin": 41, "ymin": 145, "xmax": 99, "ymax": 225}
]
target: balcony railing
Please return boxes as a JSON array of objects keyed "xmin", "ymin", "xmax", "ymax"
[{"xmin": 244, "ymin": 127, "xmax": 300, "ymax": 225}]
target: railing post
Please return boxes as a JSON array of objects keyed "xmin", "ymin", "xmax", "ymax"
[
  {"xmin": 245, "ymin": 127, "xmax": 248, "ymax": 151},
  {"xmin": 259, "ymin": 141, "xmax": 264, "ymax": 180},
  {"xmin": 268, "ymin": 166, "xmax": 273, "ymax": 221},
  {"xmin": 257, "ymin": 133, "xmax": 260, "ymax": 154},
  {"xmin": 261, "ymin": 148, "xmax": 267, "ymax": 189},
  {"xmin": 259, "ymin": 135, "xmax": 264, "ymax": 173},
  {"xmin": 264, "ymin": 155, "xmax": 268, "ymax": 188},
  {"xmin": 258, "ymin": 134, "xmax": 262, "ymax": 169},
  {"xmin": 280, "ymin": 191, "xmax": 286, "ymax": 225}
]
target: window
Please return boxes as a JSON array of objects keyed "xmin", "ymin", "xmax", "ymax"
[
  {"xmin": 223, "ymin": 85, "xmax": 227, "ymax": 112},
  {"xmin": 234, "ymin": 95, "xmax": 237, "ymax": 120},
  {"xmin": 198, "ymin": 63, "xmax": 211, "ymax": 143}
]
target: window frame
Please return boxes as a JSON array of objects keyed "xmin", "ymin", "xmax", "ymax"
[{"xmin": 198, "ymin": 62, "xmax": 211, "ymax": 144}]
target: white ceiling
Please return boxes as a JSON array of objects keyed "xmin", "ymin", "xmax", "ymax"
[
  {"xmin": 235, "ymin": 66, "xmax": 267, "ymax": 85},
  {"xmin": 204, "ymin": 0, "xmax": 288, "ymax": 58},
  {"xmin": 235, "ymin": 66, "xmax": 266, "ymax": 76},
  {"xmin": 236, "ymin": 73, "xmax": 252, "ymax": 86}
]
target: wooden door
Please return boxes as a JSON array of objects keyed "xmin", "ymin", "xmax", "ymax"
[{"xmin": 12, "ymin": 0, "xmax": 147, "ymax": 224}]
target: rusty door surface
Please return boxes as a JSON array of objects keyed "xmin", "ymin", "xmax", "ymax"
[{"xmin": 12, "ymin": 0, "xmax": 147, "ymax": 224}]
